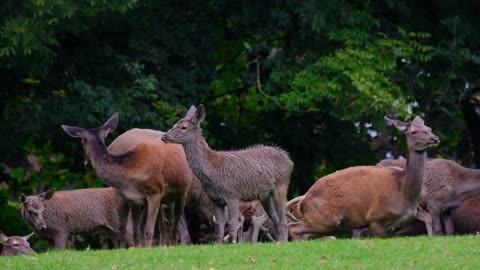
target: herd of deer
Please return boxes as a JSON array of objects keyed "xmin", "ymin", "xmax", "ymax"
[{"xmin": 2, "ymin": 104, "xmax": 480, "ymax": 256}]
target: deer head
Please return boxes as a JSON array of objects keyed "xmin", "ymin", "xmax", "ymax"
[
  {"xmin": 61, "ymin": 113, "xmax": 119, "ymax": 164},
  {"xmin": 162, "ymin": 105, "xmax": 206, "ymax": 144},
  {"xmin": 19, "ymin": 189, "xmax": 56, "ymax": 231},
  {"xmin": 0, "ymin": 231, "xmax": 35, "ymax": 256},
  {"xmin": 385, "ymin": 115, "xmax": 439, "ymax": 152}
]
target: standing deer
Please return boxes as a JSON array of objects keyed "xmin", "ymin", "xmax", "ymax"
[
  {"xmin": 62, "ymin": 113, "xmax": 193, "ymax": 247},
  {"xmin": 378, "ymin": 158, "xmax": 480, "ymax": 235},
  {"xmin": 0, "ymin": 231, "xmax": 35, "ymax": 256},
  {"xmin": 161, "ymin": 104, "xmax": 293, "ymax": 243},
  {"xmin": 288, "ymin": 116, "xmax": 439, "ymax": 239}
]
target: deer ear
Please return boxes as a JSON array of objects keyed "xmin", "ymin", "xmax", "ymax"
[
  {"xmin": 101, "ymin": 112, "xmax": 119, "ymax": 134},
  {"xmin": 39, "ymin": 188, "xmax": 56, "ymax": 201},
  {"xmin": 385, "ymin": 116, "xmax": 409, "ymax": 133},
  {"xmin": 19, "ymin": 193, "xmax": 27, "ymax": 204},
  {"xmin": 185, "ymin": 105, "xmax": 197, "ymax": 119},
  {"xmin": 412, "ymin": 115, "xmax": 425, "ymax": 126},
  {"xmin": 23, "ymin": 232, "xmax": 34, "ymax": 240},
  {"xmin": 194, "ymin": 104, "xmax": 206, "ymax": 123},
  {"xmin": 0, "ymin": 231, "xmax": 7, "ymax": 244},
  {"xmin": 61, "ymin": 125, "xmax": 86, "ymax": 138}
]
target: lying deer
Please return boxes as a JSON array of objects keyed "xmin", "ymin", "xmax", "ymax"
[
  {"xmin": 0, "ymin": 231, "xmax": 35, "ymax": 256},
  {"xmin": 162, "ymin": 104, "xmax": 293, "ymax": 243},
  {"xmin": 288, "ymin": 116, "xmax": 439, "ymax": 239},
  {"xmin": 62, "ymin": 113, "xmax": 193, "ymax": 247}
]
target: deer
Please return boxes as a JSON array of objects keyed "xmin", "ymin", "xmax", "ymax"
[
  {"xmin": 161, "ymin": 104, "xmax": 293, "ymax": 243},
  {"xmin": 0, "ymin": 231, "xmax": 35, "ymax": 256},
  {"xmin": 180, "ymin": 175, "xmax": 275, "ymax": 243},
  {"xmin": 61, "ymin": 113, "xmax": 193, "ymax": 247},
  {"xmin": 19, "ymin": 187, "xmax": 132, "ymax": 249},
  {"xmin": 287, "ymin": 116, "xmax": 439, "ymax": 240},
  {"xmin": 451, "ymin": 195, "xmax": 480, "ymax": 234},
  {"xmin": 377, "ymin": 158, "xmax": 480, "ymax": 235}
]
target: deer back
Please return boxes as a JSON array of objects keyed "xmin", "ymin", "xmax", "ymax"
[{"xmin": 299, "ymin": 166, "xmax": 407, "ymax": 228}]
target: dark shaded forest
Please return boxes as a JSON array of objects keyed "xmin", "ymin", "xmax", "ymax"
[{"xmin": 1, "ymin": 0, "xmax": 480, "ymax": 246}]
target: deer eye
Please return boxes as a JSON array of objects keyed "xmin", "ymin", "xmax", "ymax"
[
  {"xmin": 181, "ymin": 126, "xmax": 187, "ymax": 130},
  {"xmin": 411, "ymin": 131, "xmax": 417, "ymax": 135}
]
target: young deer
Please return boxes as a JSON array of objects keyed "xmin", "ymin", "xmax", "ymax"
[
  {"xmin": 62, "ymin": 113, "xmax": 193, "ymax": 247},
  {"xmin": 0, "ymin": 231, "xmax": 35, "ymax": 256},
  {"xmin": 288, "ymin": 116, "xmax": 439, "ymax": 239},
  {"xmin": 161, "ymin": 104, "xmax": 293, "ymax": 243},
  {"xmin": 20, "ymin": 187, "xmax": 132, "ymax": 249}
]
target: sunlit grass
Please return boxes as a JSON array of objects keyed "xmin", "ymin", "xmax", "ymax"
[{"xmin": 2, "ymin": 236, "xmax": 480, "ymax": 270}]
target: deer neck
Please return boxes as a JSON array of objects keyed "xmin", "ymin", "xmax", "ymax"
[
  {"xmin": 402, "ymin": 150, "xmax": 427, "ymax": 205},
  {"xmin": 182, "ymin": 133, "xmax": 217, "ymax": 183},
  {"xmin": 85, "ymin": 137, "xmax": 126, "ymax": 188}
]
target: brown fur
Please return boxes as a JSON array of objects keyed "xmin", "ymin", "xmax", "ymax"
[
  {"xmin": 62, "ymin": 115, "xmax": 193, "ymax": 247},
  {"xmin": 20, "ymin": 187, "xmax": 132, "ymax": 249},
  {"xmin": 452, "ymin": 195, "xmax": 480, "ymax": 234},
  {"xmin": 288, "ymin": 116, "xmax": 439, "ymax": 240},
  {"xmin": 378, "ymin": 158, "xmax": 480, "ymax": 234}
]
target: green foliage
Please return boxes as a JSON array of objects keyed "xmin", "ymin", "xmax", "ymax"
[
  {"xmin": 0, "ymin": 0, "xmax": 138, "ymax": 76},
  {"xmin": 277, "ymin": 28, "xmax": 432, "ymax": 120}
]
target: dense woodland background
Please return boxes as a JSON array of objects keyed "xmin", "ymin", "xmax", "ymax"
[{"xmin": 1, "ymin": 0, "xmax": 480, "ymax": 247}]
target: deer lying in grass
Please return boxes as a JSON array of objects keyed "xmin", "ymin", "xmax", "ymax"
[
  {"xmin": 162, "ymin": 104, "xmax": 293, "ymax": 243},
  {"xmin": 288, "ymin": 116, "xmax": 439, "ymax": 239},
  {"xmin": 62, "ymin": 113, "xmax": 193, "ymax": 247},
  {"xmin": 20, "ymin": 187, "xmax": 132, "ymax": 249},
  {"xmin": 378, "ymin": 158, "xmax": 480, "ymax": 235},
  {"xmin": 0, "ymin": 231, "xmax": 35, "ymax": 256}
]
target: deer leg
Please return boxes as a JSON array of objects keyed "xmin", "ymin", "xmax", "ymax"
[
  {"xmin": 117, "ymin": 196, "xmax": 130, "ymax": 248},
  {"xmin": 156, "ymin": 204, "xmax": 169, "ymax": 246},
  {"xmin": 441, "ymin": 213, "xmax": 455, "ymax": 235},
  {"xmin": 170, "ymin": 193, "xmax": 187, "ymax": 245},
  {"xmin": 225, "ymin": 199, "xmax": 240, "ymax": 243},
  {"xmin": 214, "ymin": 204, "xmax": 226, "ymax": 243},
  {"xmin": 288, "ymin": 221, "xmax": 333, "ymax": 241},
  {"xmin": 262, "ymin": 192, "xmax": 288, "ymax": 241},
  {"xmin": 130, "ymin": 203, "xmax": 144, "ymax": 247},
  {"xmin": 260, "ymin": 226, "xmax": 276, "ymax": 242},
  {"xmin": 178, "ymin": 213, "xmax": 192, "ymax": 244},
  {"xmin": 427, "ymin": 202, "xmax": 444, "ymax": 235},
  {"xmin": 369, "ymin": 222, "xmax": 386, "ymax": 238},
  {"xmin": 251, "ymin": 214, "xmax": 269, "ymax": 243},
  {"xmin": 236, "ymin": 215, "xmax": 245, "ymax": 243},
  {"xmin": 144, "ymin": 194, "xmax": 162, "ymax": 247},
  {"xmin": 53, "ymin": 232, "xmax": 69, "ymax": 249},
  {"xmin": 415, "ymin": 207, "xmax": 433, "ymax": 236}
]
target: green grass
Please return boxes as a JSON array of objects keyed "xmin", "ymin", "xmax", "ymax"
[{"xmin": 2, "ymin": 236, "xmax": 480, "ymax": 270}]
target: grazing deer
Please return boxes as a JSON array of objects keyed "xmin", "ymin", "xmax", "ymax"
[
  {"xmin": 20, "ymin": 187, "xmax": 132, "ymax": 249},
  {"xmin": 62, "ymin": 113, "xmax": 193, "ymax": 247},
  {"xmin": 288, "ymin": 116, "xmax": 439, "ymax": 239},
  {"xmin": 161, "ymin": 104, "xmax": 293, "ymax": 243},
  {"xmin": 378, "ymin": 158, "xmax": 480, "ymax": 235},
  {"xmin": 0, "ymin": 231, "xmax": 35, "ymax": 256}
]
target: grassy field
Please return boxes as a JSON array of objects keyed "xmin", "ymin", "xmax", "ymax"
[{"xmin": 1, "ymin": 236, "xmax": 480, "ymax": 270}]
